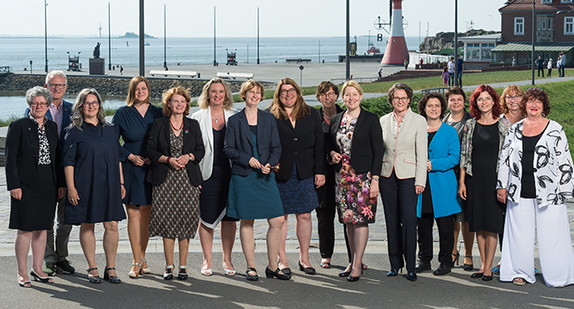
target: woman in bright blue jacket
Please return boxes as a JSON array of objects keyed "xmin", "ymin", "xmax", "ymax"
[{"xmin": 415, "ymin": 93, "xmax": 461, "ymax": 276}]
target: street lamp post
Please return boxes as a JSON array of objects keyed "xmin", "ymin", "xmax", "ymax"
[
  {"xmin": 257, "ymin": 7, "xmax": 260, "ymax": 65},
  {"xmin": 108, "ymin": 2, "xmax": 112, "ymax": 70},
  {"xmin": 345, "ymin": 0, "xmax": 350, "ymax": 80},
  {"xmin": 139, "ymin": 0, "xmax": 145, "ymax": 76},
  {"xmin": 213, "ymin": 6, "xmax": 217, "ymax": 66},
  {"xmin": 454, "ymin": 0, "xmax": 459, "ymax": 86},
  {"xmin": 532, "ymin": 1, "xmax": 536, "ymax": 85},
  {"xmin": 44, "ymin": 0, "xmax": 48, "ymax": 73},
  {"xmin": 164, "ymin": 4, "xmax": 167, "ymax": 70}
]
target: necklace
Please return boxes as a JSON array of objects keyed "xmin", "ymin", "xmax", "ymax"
[
  {"xmin": 211, "ymin": 110, "xmax": 224, "ymax": 123},
  {"xmin": 170, "ymin": 118, "xmax": 183, "ymax": 131}
]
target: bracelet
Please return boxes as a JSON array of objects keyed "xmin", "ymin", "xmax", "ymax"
[
  {"xmin": 167, "ymin": 156, "xmax": 171, "ymax": 164},
  {"xmin": 188, "ymin": 153, "xmax": 193, "ymax": 161}
]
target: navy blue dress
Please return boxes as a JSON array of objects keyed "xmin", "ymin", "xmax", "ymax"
[
  {"xmin": 62, "ymin": 122, "xmax": 127, "ymax": 224},
  {"xmin": 112, "ymin": 104, "xmax": 163, "ymax": 206}
]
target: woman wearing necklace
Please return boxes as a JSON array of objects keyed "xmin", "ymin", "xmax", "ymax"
[
  {"xmin": 329, "ymin": 80, "xmax": 383, "ymax": 282},
  {"xmin": 497, "ymin": 87, "xmax": 574, "ymax": 287},
  {"xmin": 415, "ymin": 93, "xmax": 461, "ymax": 276},
  {"xmin": 224, "ymin": 80, "xmax": 287, "ymax": 281},
  {"xmin": 146, "ymin": 86, "xmax": 204, "ymax": 281},
  {"xmin": 112, "ymin": 76, "xmax": 162, "ymax": 278},
  {"xmin": 191, "ymin": 78, "xmax": 238, "ymax": 276}
]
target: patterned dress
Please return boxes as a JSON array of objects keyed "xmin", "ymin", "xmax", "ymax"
[
  {"xmin": 335, "ymin": 116, "xmax": 376, "ymax": 224},
  {"xmin": 149, "ymin": 130, "xmax": 200, "ymax": 239}
]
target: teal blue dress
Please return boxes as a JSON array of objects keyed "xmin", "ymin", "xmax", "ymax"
[{"xmin": 227, "ymin": 127, "xmax": 284, "ymax": 219}]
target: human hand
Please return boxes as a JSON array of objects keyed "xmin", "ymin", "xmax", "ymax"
[
  {"xmin": 315, "ymin": 174, "xmax": 326, "ymax": 188},
  {"xmin": 68, "ymin": 187, "xmax": 80, "ymax": 206},
  {"xmin": 249, "ymin": 157, "xmax": 263, "ymax": 169},
  {"xmin": 427, "ymin": 160, "xmax": 432, "ymax": 172},
  {"xmin": 129, "ymin": 154, "xmax": 146, "ymax": 167},
  {"xmin": 175, "ymin": 154, "xmax": 190, "ymax": 166},
  {"xmin": 331, "ymin": 151, "xmax": 342, "ymax": 164},
  {"xmin": 261, "ymin": 163, "xmax": 271, "ymax": 175},
  {"xmin": 415, "ymin": 185, "xmax": 425, "ymax": 195},
  {"xmin": 369, "ymin": 181, "xmax": 379, "ymax": 199},
  {"xmin": 10, "ymin": 188, "xmax": 22, "ymax": 200},
  {"xmin": 496, "ymin": 188, "xmax": 507, "ymax": 204},
  {"xmin": 458, "ymin": 183, "xmax": 467, "ymax": 201},
  {"xmin": 121, "ymin": 184, "xmax": 126, "ymax": 199},
  {"xmin": 143, "ymin": 157, "xmax": 152, "ymax": 165},
  {"xmin": 58, "ymin": 187, "xmax": 66, "ymax": 199},
  {"xmin": 168, "ymin": 156, "xmax": 185, "ymax": 169}
]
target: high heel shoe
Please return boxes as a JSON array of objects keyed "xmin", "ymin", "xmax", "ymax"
[
  {"xmin": 128, "ymin": 261, "xmax": 142, "ymax": 279},
  {"xmin": 452, "ymin": 250, "xmax": 460, "ymax": 266},
  {"xmin": 86, "ymin": 267, "xmax": 102, "ymax": 284},
  {"xmin": 265, "ymin": 267, "xmax": 291, "ymax": 280},
  {"xmin": 463, "ymin": 256, "xmax": 474, "ymax": 271},
  {"xmin": 177, "ymin": 265, "xmax": 188, "ymax": 280},
  {"xmin": 387, "ymin": 267, "xmax": 402, "ymax": 277},
  {"xmin": 163, "ymin": 265, "xmax": 174, "ymax": 280},
  {"xmin": 104, "ymin": 267, "xmax": 122, "ymax": 284},
  {"xmin": 246, "ymin": 268, "xmax": 258, "ymax": 281},
  {"xmin": 278, "ymin": 262, "xmax": 291, "ymax": 276},
  {"xmin": 30, "ymin": 269, "xmax": 53, "ymax": 283},
  {"xmin": 141, "ymin": 258, "xmax": 151, "ymax": 274},
  {"xmin": 18, "ymin": 275, "xmax": 31, "ymax": 288},
  {"xmin": 347, "ymin": 274, "xmax": 360, "ymax": 282},
  {"xmin": 298, "ymin": 261, "xmax": 316, "ymax": 275},
  {"xmin": 405, "ymin": 272, "xmax": 417, "ymax": 281},
  {"xmin": 338, "ymin": 270, "xmax": 351, "ymax": 277}
]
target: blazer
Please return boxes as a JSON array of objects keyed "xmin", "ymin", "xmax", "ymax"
[
  {"xmin": 5, "ymin": 117, "xmax": 61, "ymax": 190},
  {"xmin": 190, "ymin": 106, "xmax": 238, "ymax": 181},
  {"xmin": 25, "ymin": 99, "xmax": 73, "ymax": 134},
  {"xmin": 380, "ymin": 108, "xmax": 428, "ymax": 187},
  {"xmin": 416, "ymin": 123, "xmax": 461, "ymax": 218},
  {"xmin": 223, "ymin": 109, "xmax": 282, "ymax": 177},
  {"xmin": 497, "ymin": 119, "xmax": 574, "ymax": 208},
  {"xmin": 145, "ymin": 117, "xmax": 205, "ymax": 186},
  {"xmin": 329, "ymin": 108, "xmax": 383, "ymax": 175},
  {"xmin": 275, "ymin": 107, "xmax": 325, "ymax": 181}
]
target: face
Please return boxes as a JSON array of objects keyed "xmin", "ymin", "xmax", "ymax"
[
  {"xmin": 244, "ymin": 86, "xmax": 262, "ymax": 108},
  {"xmin": 135, "ymin": 81, "xmax": 149, "ymax": 103},
  {"xmin": 47, "ymin": 75, "xmax": 67, "ymax": 103},
  {"xmin": 208, "ymin": 83, "xmax": 226, "ymax": 106},
  {"xmin": 279, "ymin": 84, "xmax": 297, "ymax": 108},
  {"xmin": 392, "ymin": 89, "xmax": 410, "ymax": 113},
  {"xmin": 343, "ymin": 86, "xmax": 362, "ymax": 111},
  {"xmin": 82, "ymin": 94, "xmax": 100, "ymax": 119},
  {"xmin": 319, "ymin": 87, "xmax": 338, "ymax": 109},
  {"xmin": 525, "ymin": 98, "xmax": 544, "ymax": 119},
  {"xmin": 168, "ymin": 93, "xmax": 188, "ymax": 115},
  {"xmin": 504, "ymin": 92, "xmax": 522, "ymax": 112},
  {"xmin": 425, "ymin": 98, "xmax": 442, "ymax": 121},
  {"xmin": 29, "ymin": 96, "xmax": 49, "ymax": 119},
  {"xmin": 476, "ymin": 91, "xmax": 494, "ymax": 114},
  {"xmin": 447, "ymin": 94, "xmax": 465, "ymax": 113}
]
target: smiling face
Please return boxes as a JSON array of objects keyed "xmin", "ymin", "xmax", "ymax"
[
  {"xmin": 447, "ymin": 94, "xmax": 465, "ymax": 113},
  {"xmin": 244, "ymin": 86, "xmax": 262, "ymax": 108},
  {"xmin": 425, "ymin": 98, "xmax": 442, "ymax": 121},
  {"xmin": 29, "ymin": 96, "xmax": 49, "ymax": 120},
  {"xmin": 343, "ymin": 86, "xmax": 362, "ymax": 111},
  {"xmin": 82, "ymin": 94, "xmax": 100, "ymax": 119},
  {"xmin": 279, "ymin": 84, "xmax": 297, "ymax": 109},
  {"xmin": 525, "ymin": 98, "xmax": 544, "ymax": 119},
  {"xmin": 47, "ymin": 75, "xmax": 67, "ymax": 104},
  {"xmin": 505, "ymin": 92, "xmax": 522, "ymax": 113},
  {"xmin": 476, "ymin": 91, "xmax": 494, "ymax": 115},
  {"xmin": 392, "ymin": 89, "xmax": 410, "ymax": 114},
  {"xmin": 208, "ymin": 82, "xmax": 226, "ymax": 107},
  {"xmin": 319, "ymin": 87, "xmax": 338, "ymax": 109},
  {"xmin": 135, "ymin": 81, "xmax": 149, "ymax": 103},
  {"xmin": 168, "ymin": 93, "xmax": 188, "ymax": 116}
]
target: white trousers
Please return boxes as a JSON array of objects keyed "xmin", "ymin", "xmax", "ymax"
[{"xmin": 500, "ymin": 198, "xmax": 574, "ymax": 287}]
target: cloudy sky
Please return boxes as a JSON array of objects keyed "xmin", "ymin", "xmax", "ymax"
[{"xmin": 1, "ymin": 0, "xmax": 504, "ymax": 38}]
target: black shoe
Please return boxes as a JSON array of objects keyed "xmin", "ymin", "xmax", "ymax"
[
  {"xmin": 298, "ymin": 261, "xmax": 316, "ymax": 275},
  {"xmin": 347, "ymin": 275, "xmax": 360, "ymax": 282},
  {"xmin": 163, "ymin": 265, "xmax": 174, "ymax": 280},
  {"xmin": 56, "ymin": 260, "xmax": 76, "ymax": 274},
  {"xmin": 86, "ymin": 267, "xmax": 102, "ymax": 284},
  {"xmin": 432, "ymin": 264, "xmax": 452, "ymax": 276},
  {"xmin": 387, "ymin": 267, "xmax": 402, "ymax": 277},
  {"xmin": 265, "ymin": 267, "xmax": 291, "ymax": 280},
  {"xmin": 246, "ymin": 268, "xmax": 259, "ymax": 281},
  {"xmin": 30, "ymin": 269, "xmax": 53, "ymax": 283},
  {"xmin": 338, "ymin": 270, "xmax": 351, "ymax": 277},
  {"xmin": 405, "ymin": 272, "xmax": 417, "ymax": 281},
  {"xmin": 482, "ymin": 274, "xmax": 493, "ymax": 281},
  {"xmin": 463, "ymin": 257, "xmax": 474, "ymax": 271},
  {"xmin": 415, "ymin": 261, "xmax": 431, "ymax": 273},
  {"xmin": 280, "ymin": 267, "xmax": 292, "ymax": 276},
  {"xmin": 470, "ymin": 272, "xmax": 484, "ymax": 278},
  {"xmin": 103, "ymin": 267, "xmax": 122, "ymax": 284},
  {"xmin": 177, "ymin": 266, "xmax": 188, "ymax": 280}
]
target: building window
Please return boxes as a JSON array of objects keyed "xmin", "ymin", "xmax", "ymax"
[
  {"xmin": 561, "ymin": 0, "xmax": 573, "ymax": 4},
  {"xmin": 541, "ymin": 0, "xmax": 551, "ymax": 3},
  {"xmin": 565, "ymin": 17, "xmax": 574, "ymax": 35},
  {"xmin": 515, "ymin": 17, "xmax": 524, "ymax": 35}
]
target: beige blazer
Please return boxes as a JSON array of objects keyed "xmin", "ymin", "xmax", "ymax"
[
  {"xmin": 190, "ymin": 106, "xmax": 237, "ymax": 181},
  {"xmin": 380, "ymin": 108, "xmax": 428, "ymax": 187}
]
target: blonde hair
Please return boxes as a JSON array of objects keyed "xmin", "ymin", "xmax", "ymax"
[
  {"xmin": 197, "ymin": 78, "xmax": 234, "ymax": 110},
  {"xmin": 162, "ymin": 86, "xmax": 191, "ymax": 117},
  {"xmin": 270, "ymin": 78, "xmax": 309, "ymax": 121},
  {"xmin": 500, "ymin": 85, "xmax": 524, "ymax": 114},
  {"xmin": 341, "ymin": 80, "xmax": 364, "ymax": 97},
  {"xmin": 126, "ymin": 76, "xmax": 150, "ymax": 106}
]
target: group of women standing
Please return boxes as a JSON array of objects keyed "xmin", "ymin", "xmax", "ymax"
[{"xmin": 7, "ymin": 74, "xmax": 574, "ymax": 288}]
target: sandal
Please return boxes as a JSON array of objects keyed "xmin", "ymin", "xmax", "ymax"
[
  {"xmin": 513, "ymin": 277, "xmax": 526, "ymax": 286},
  {"xmin": 177, "ymin": 265, "xmax": 188, "ymax": 280},
  {"xmin": 164, "ymin": 265, "xmax": 174, "ymax": 280},
  {"xmin": 320, "ymin": 259, "xmax": 331, "ymax": 269},
  {"xmin": 87, "ymin": 267, "xmax": 102, "ymax": 284}
]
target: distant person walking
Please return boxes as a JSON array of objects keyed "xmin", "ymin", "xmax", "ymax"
[
  {"xmin": 559, "ymin": 52, "xmax": 566, "ymax": 77},
  {"xmin": 447, "ymin": 57, "xmax": 455, "ymax": 86},
  {"xmin": 442, "ymin": 68, "xmax": 449, "ymax": 87},
  {"xmin": 511, "ymin": 56, "xmax": 516, "ymax": 67},
  {"xmin": 404, "ymin": 59, "xmax": 409, "ymax": 70},
  {"xmin": 547, "ymin": 59, "xmax": 553, "ymax": 78},
  {"xmin": 456, "ymin": 55, "xmax": 464, "ymax": 86},
  {"xmin": 535, "ymin": 56, "xmax": 545, "ymax": 77}
]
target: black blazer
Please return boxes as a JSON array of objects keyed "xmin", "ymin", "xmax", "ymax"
[
  {"xmin": 275, "ymin": 107, "xmax": 325, "ymax": 181},
  {"xmin": 145, "ymin": 117, "xmax": 205, "ymax": 186},
  {"xmin": 224, "ymin": 109, "xmax": 282, "ymax": 176},
  {"xmin": 329, "ymin": 108, "xmax": 384, "ymax": 175},
  {"xmin": 5, "ymin": 117, "xmax": 61, "ymax": 190}
]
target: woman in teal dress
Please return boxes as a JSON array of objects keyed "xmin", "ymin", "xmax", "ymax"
[{"xmin": 224, "ymin": 80, "xmax": 288, "ymax": 281}]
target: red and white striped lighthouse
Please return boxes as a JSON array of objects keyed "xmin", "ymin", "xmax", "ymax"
[{"xmin": 381, "ymin": 0, "xmax": 409, "ymax": 66}]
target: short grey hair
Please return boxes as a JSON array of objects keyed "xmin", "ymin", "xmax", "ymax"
[
  {"xmin": 71, "ymin": 88, "xmax": 109, "ymax": 130},
  {"xmin": 45, "ymin": 70, "xmax": 67, "ymax": 85},
  {"xmin": 26, "ymin": 86, "xmax": 53, "ymax": 106}
]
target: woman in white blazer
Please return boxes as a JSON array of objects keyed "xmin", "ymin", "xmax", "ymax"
[{"xmin": 190, "ymin": 78, "xmax": 238, "ymax": 276}]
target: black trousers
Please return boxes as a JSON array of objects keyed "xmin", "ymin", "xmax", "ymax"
[
  {"xmin": 417, "ymin": 214, "xmax": 455, "ymax": 266},
  {"xmin": 380, "ymin": 171, "xmax": 418, "ymax": 272},
  {"xmin": 538, "ymin": 67, "xmax": 544, "ymax": 77}
]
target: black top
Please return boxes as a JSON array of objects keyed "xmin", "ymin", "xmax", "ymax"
[
  {"xmin": 422, "ymin": 131, "xmax": 437, "ymax": 214},
  {"xmin": 521, "ymin": 126, "xmax": 546, "ymax": 198}
]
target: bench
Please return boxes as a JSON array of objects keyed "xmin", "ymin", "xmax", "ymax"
[
  {"xmin": 286, "ymin": 58, "xmax": 311, "ymax": 63},
  {"xmin": 0, "ymin": 66, "xmax": 10, "ymax": 75},
  {"xmin": 149, "ymin": 70, "xmax": 198, "ymax": 78},
  {"xmin": 421, "ymin": 87, "xmax": 447, "ymax": 95},
  {"xmin": 216, "ymin": 72, "xmax": 254, "ymax": 80}
]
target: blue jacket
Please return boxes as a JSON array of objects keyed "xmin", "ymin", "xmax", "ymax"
[
  {"xmin": 417, "ymin": 123, "xmax": 461, "ymax": 218},
  {"xmin": 224, "ymin": 109, "xmax": 281, "ymax": 177}
]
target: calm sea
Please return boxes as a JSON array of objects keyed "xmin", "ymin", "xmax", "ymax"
[{"xmin": 0, "ymin": 36, "xmax": 421, "ymax": 120}]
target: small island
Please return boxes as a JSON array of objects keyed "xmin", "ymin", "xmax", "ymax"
[{"xmin": 120, "ymin": 32, "xmax": 156, "ymax": 39}]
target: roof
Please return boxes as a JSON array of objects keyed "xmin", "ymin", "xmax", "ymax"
[
  {"xmin": 459, "ymin": 33, "xmax": 502, "ymax": 42},
  {"xmin": 500, "ymin": 0, "xmax": 574, "ymax": 12},
  {"xmin": 491, "ymin": 42, "xmax": 574, "ymax": 52}
]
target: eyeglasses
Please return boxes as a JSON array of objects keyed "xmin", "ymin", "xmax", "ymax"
[
  {"xmin": 83, "ymin": 102, "xmax": 99, "ymax": 107},
  {"xmin": 30, "ymin": 102, "xmax": 49, "ymax": 108},
  {"xmin": 48, "ymin": 83, "xmax": 66, "ymax": 89},
  {"xmin": 392, "ymin": 97, "xmax": 409, "ymax": 103},
  {"xmin": 506, "ymin": 95, "xmax": 521, "ymax": 101},
  {"xmin": 320, "ymin": 92, "xmax": 338, "ymax": 98},
  {"xmin": 280, "ymin": 88, "xmax": 297, "ymax": 96}
]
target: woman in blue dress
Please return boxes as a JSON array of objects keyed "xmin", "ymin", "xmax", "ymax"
[
  {"xmin": 224, "ymin": 80, "xmax": 288, "ymax": 281},
  {"xmin": 112, "ymin": 76, "xmax": 162, "ymax": 278},
  {"xmin": 63, "ymin": 88, "xmax": 126, "ymax": 284}
]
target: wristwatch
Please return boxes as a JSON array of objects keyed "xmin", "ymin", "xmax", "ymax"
[{"xmin": 188, "ymin": 153, "xmax": 193, "ymax": 161}]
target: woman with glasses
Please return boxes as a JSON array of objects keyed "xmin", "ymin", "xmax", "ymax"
[
  {"xmin": 270, "ymin": 78, "xmax": 325, "ymax": 276},
  {"xmin": 380, "ymin": 83, "xmax": 427, "ymax": 281},
  {"xmin": 63, "ymin": 88, "xmax": 126, "ymax": 284},
  {"xmin": 459, "ymin": 85, "xmax": 510, "ymax": 281},
  {"xmin": 329, "ymin": 80, "xmax": 383, "ymax": 282},
  {"xmin": 7, "ymin": 86, "xmax": 65, "ymax": 287}
]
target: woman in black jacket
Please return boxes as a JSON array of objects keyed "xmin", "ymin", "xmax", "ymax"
[
  {"xmin": 329, "ymin": 80, "xmax": 383, "ymax": 281},
  {"xmin": 146, "ymin": 86, "xmax": 205, "ymax": 281},
  {"xmin": 269, "ymin": 78, "xmax": 325, "ymax": 276}
]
